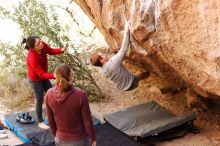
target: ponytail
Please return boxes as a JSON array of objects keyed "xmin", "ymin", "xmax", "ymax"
[
  {"xmin": 56, "ymin": 77, "xmax": 71, "ymax": 92},
  {"xmin": 55, "ymin": 63, "xmax": 73, "ymax": 92},
  {"xmin": 21, "ymin": 38, "xmax": 26, "ymax": 44},
  {"xmin": 21, "ymin": 36, "xmax": 39, "ymax": 50},
  {"xmin": 21, "ymin": 38, "xmax": 29, "ymax": 50}
]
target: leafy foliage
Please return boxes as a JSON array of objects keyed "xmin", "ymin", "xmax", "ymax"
[{"xmin": 0, "ymin": 0, "xmax": 103, "ymax": 101}]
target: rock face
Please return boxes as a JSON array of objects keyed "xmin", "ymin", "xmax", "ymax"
[{"xmin": 74, "ymin": 0, "xmax": 220, "ymax": 99}]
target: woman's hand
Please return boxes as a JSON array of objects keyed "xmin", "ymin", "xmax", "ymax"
[
  {"xmin": 91, "ymin": 140, "xmax": 96, "ymax": 146},
  {"xmin": 61, "ymin": 42, "xmax": 69, "ymax": 52}
]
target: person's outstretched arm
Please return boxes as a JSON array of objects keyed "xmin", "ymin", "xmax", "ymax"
[
  {"xmin": 43, "ymin": 41, "xmax": 67, "ymax": 55},
  {"xmin": 111, "ymin": 21, "xmax": 130, "ymax": 65}
]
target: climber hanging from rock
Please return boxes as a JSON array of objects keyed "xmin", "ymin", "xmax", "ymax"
[{"xmin": 90, "ymin": 21, "xmax": 149, "ymax": 91}]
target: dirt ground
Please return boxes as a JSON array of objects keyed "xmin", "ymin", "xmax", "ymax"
[{"xmin": 0, "ymin": 58, "xmax": 220, "ymax": 146}]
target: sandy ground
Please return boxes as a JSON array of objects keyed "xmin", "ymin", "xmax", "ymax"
[{"xmin": 0, "ymin": 59, "xmax": 220, "ymax": 146}]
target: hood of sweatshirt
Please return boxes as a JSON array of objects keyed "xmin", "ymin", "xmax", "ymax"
[{"xmin": 52, "ymin": 85, "xmax": 75, "ymax": 104}]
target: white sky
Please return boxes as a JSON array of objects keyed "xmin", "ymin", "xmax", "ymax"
[
  {"xmin": 0, "ymin": 0, "xmax": 97, "ymax": 61},
  {"xmin": 0, "ymin": 19, "xmax": 22, "ymax": 44},
  {"xmin": 0, "ymin": 0, "xmax": 106, "ymax": 61},
  {"xmin": 0, "ymin": 0, "xmax": 70, "ymax": 44},
  {"xmin": 0, "ymin": 1, "xmax": 20, "ymax": 45}
]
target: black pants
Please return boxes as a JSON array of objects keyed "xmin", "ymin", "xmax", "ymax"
[{"xmin": 29, "ymin": 79, "xmax": 53, "ymax": 122}]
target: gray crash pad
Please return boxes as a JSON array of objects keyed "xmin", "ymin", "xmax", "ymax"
[{"xmin": 104, "ymin": 101, "xmax": 195, "ymax": 138}]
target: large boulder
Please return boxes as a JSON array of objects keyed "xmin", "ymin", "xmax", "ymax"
[{"xmin": 74, "ymin": 0, "xmax": 220, "ymax": 99}]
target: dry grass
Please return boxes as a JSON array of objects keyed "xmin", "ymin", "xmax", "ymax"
[{"xmin": 0, "ymin": 73, "xmax": 34, "ymax": 110}]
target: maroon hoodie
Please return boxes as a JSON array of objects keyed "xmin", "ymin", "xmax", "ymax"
[{"xmin": 45, "ymin": 85, "xmax": 96, "ymax": 142}]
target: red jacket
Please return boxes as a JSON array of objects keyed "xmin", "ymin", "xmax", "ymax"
[
  {"xmin": 27, "ymin": 41, "xmax": 63, "ymax": 81},
  {"xmin": 45, "ymin": 86, "xmax": 96, "ymax": 142}
]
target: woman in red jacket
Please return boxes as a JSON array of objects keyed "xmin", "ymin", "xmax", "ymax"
[{"xmin": 21, "ymin": 36, "xmax": 68, "ymax": 127}]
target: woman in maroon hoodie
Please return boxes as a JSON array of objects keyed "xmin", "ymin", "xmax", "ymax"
[
  {"xmin": 45, "ymin": 63, "xmax": 96, "ymax": 146},
  {"xmin": 21, "ymin": 36, "xmax": 68, "ymax": 127}
]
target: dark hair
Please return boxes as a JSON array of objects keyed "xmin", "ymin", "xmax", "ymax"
[
  {"xmin": 90, "ymin": 53, "xmax": 102, "ymax": 67},
  {"xmin": 21, "ymin": 36, "xmax": 39, "ymax": 50}
]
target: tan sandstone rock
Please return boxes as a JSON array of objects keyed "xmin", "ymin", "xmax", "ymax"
[{"xmin": 74, "ymin": 0, "xmax": 220, "ymax": 99}]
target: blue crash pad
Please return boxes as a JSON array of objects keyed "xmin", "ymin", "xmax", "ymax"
[{"xmin": 4, "ymin": 110, "xmax": 100, "ymax": 143}]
